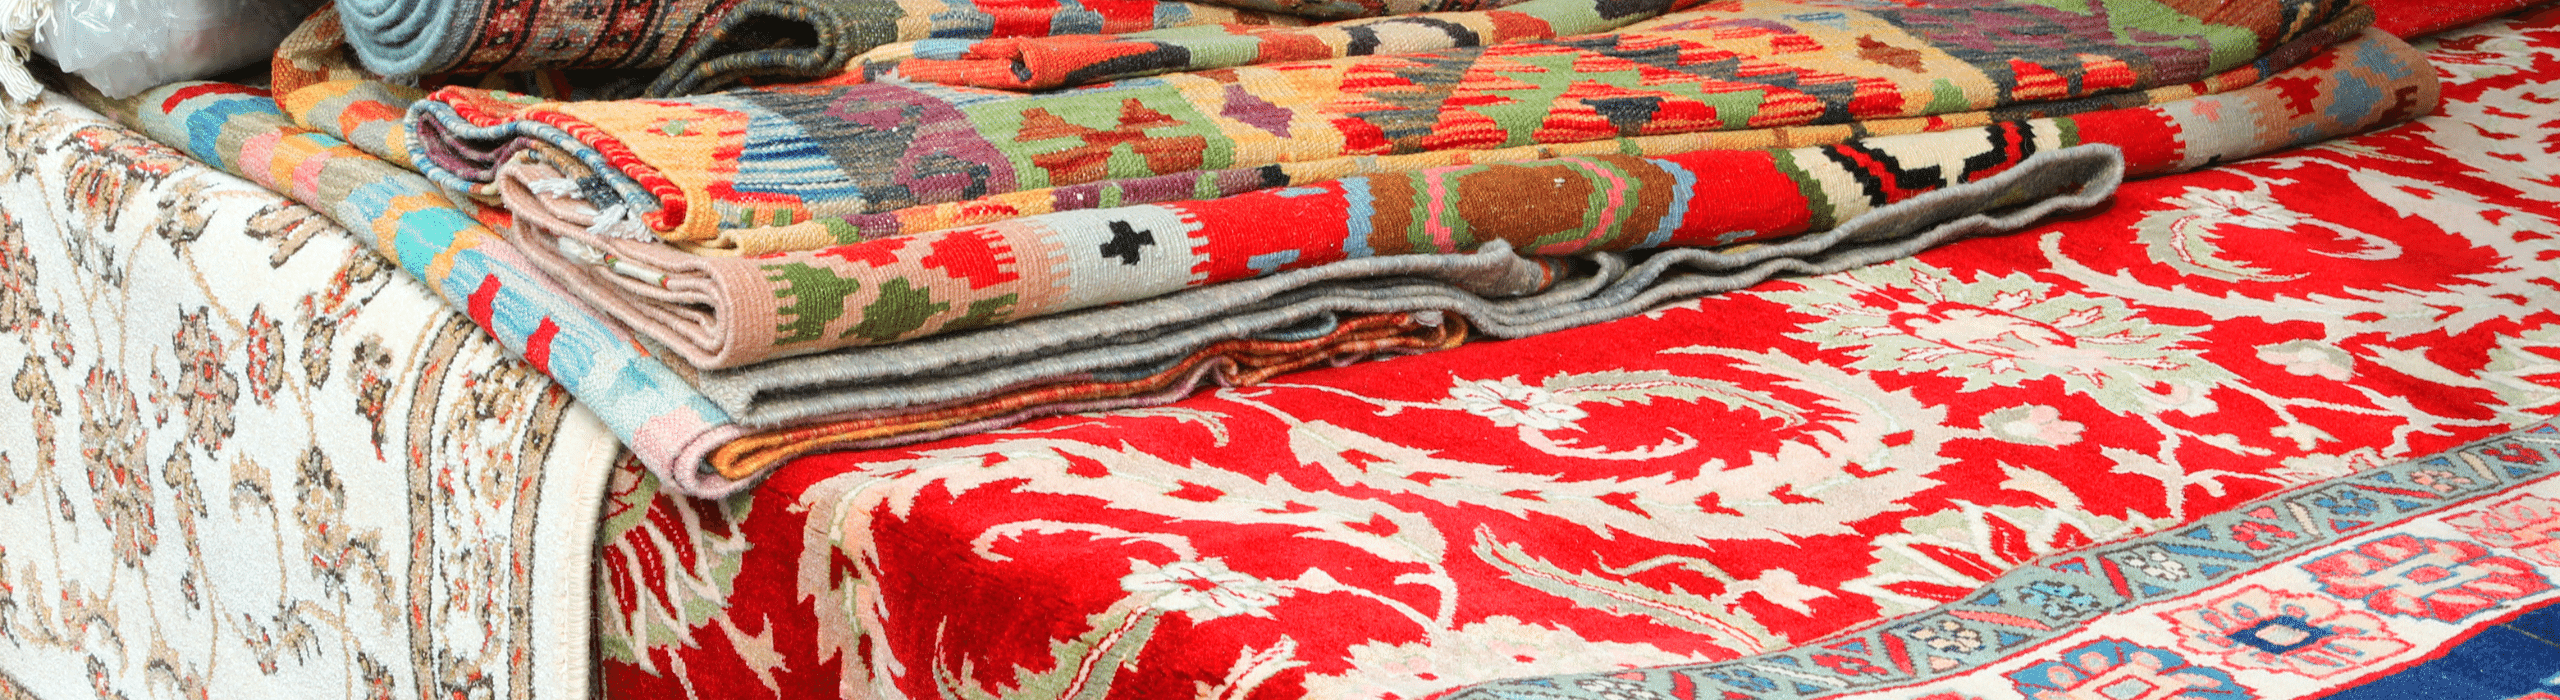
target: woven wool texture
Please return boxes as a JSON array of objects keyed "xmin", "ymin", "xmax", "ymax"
[
  {"xmin": 74, "ymin": 0, "xmax": 2422, "ymax": 496},
  {"xmin": 93, "ymin": 67, "xmax": 2121, "ymax": 497},
  {"xmin": 691, "ymin": 144, "xmax": 2129, "ymax": 480},
  {"xmin": 852, "ymin": 0, "xmax": 1683, "ymax": 90},
  {"xmin": 455, "ymin": 25, "xmax": 2434, "ymax": 370},
  {"xmin": 335, "ymin": 0, "xmax": 751, "ymax": 76},
  {"xmin": 407, "ymin": 0, "xmax": 2369, "ymax": 248},
  {"xmin": 644, "ymin": 0, "xmax": 1325, "ymax": 95},
  {"xmin": 87, "ymin": 80, "xmax": 754, "ymax": 491},
  {"xmin": 709, "ymin": 310, "xmax": 1468, "ymax": 477},
  {"xmin": 324, "ymin": 0, "xmax": 1319, "ymax": 93}
]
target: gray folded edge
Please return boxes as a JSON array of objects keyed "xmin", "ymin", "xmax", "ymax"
[
  {"xmin": 336, "ymin": 0, "xmax": 481, "ymax": 78},
  {"xmin": 699, "ymin": 143, "xmax": 2127, "ymax": 429}
]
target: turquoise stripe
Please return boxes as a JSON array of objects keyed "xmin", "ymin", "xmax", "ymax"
[
  {"xmin": 1641, "ymin": 160, "xmax": 1697, "ymax": 249},
  {"xmin": 183, "ymin": 95, "xmax": 286, "ymax": 172},
  {"xmin": 1340, "ymin": 178, "xmax": 1376, "ymax": 259}
]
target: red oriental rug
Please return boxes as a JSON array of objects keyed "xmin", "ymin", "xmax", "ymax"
[{"xmin": 593, "ymin": 3, "xmax": 2560, "ymax": 699}]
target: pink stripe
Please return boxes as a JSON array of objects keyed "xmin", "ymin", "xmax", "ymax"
[
  {"xmin": 237, "ymin": 131, "xmax": 284, "ymax": 190},
  {"xmin": 1541, "ymin": 160, "xmax": 1628, "ymax": 256},
  {"xmin": 290, "ymin": 142, "xmax": 333, "ymax": 200},
  {"xmin": 1422, "ymin": 168, "xmax": 1457, "ymax": 252}
]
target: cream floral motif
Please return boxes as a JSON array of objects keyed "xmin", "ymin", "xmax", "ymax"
[
  {"xmin": 1122, "ymin": 558, "xmax": 1283, "ymax": 620},
  {"xmin": 1979, "ymin": 405, "xmax": 2084, "ymax": 446},
  {"xmin": 2477, "ymin": 325, "xmax": 2560, "ymax": 424},
  {"xmin": 2417, "ymin": 23, "xmax": 2560, "ymax": 204},
  {"xmin": 2258, "ymin": 340, "xmax": 2355, "ymax": 381},
  {"xmin": 1847, "ymin": 505, "xmax": 2155, "ymax": 611},
  {"xmin": 0, "ymin": 96, "xmax": 621, "ymax": 699},
  {"xmin": 1757, "ymin": 263, "xmax": 2237, "ymax": 415},
  {"xmin": 1445, "ymin": 376, "xmax": 1588, "ymax": 430},
  {"xmin": 2163, "ymin": 188, "xmax": 2308, "ymax": 229},
  {"xmin": 2136, "ymin": 184, "xmax": 2401, "ymax": 283}
]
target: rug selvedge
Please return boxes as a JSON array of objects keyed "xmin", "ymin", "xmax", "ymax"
[{"xmin": 1451, "ymin": 422, "xmax": 2560, "ymax": 699}]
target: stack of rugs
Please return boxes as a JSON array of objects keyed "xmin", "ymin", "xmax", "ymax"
[
  {"xmin": 2, "ymin": 0, "xmax": 2556, "ymax": 697},
  {"xmin": 55, "ymin": 0, "xmax": 2435, "ymax": 499}
]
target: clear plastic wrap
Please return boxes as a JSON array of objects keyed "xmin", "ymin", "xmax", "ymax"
[{"xmin": 33, "ymin": 0, "xmax": 322, "ymax": 98}]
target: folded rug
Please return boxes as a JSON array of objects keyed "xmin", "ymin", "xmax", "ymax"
[
  {"xmin": 81, "ymin": 80, "xmax": 758, "ymax": 493},
  {"xmin": 327, "ymin": 0, "xmax": 1311, "ymax": 93},
  {"xmin": 408, "ymin": 0, "xmax": 2370, "ymax": 249},
  {"xmin": 74, "ymin": 71, "xmax": 2131, "ymax": 497},
  {"xmin": 334, "ymin": 0, "xmax": 751, "ymax": 77},
  {"xmin": 94, "ymin": 4, "xmax": 2428, "ymax": 494},
  {"xmin": 710, "ymin": 309, "xmax": 1468, "ymax": 476},
  {"xmin": 680, "ymin": 141, "xmax": 2120, "ymax": 492},
  {"xmin": 854, "ymin": 0, "xmax": 1682, "ymax": 90},
  {"xmin": 701, "ymin": 147, "xmax": 2121, "ymax": 479},
  {"xmin": 470, "ymin": 25, "xmax": 2433, "ymax": 370},
  {"xmin": 850, "ymin": 0, "xmax": 2388, "ymax": 91}
]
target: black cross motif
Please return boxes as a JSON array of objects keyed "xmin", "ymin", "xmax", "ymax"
[{"xmin": 1100, "ymin": 220, "xmax": 1155, "ymax": 265}]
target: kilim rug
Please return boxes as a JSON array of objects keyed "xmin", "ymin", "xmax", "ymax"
[
  {"xmin": 458, "ymin": 23, "xmax": 2428, "ymax": 369},
  {"xmin": 333, "ymin": 0, "xmax": 749, "ymax": 76},
  {"xmin": 82, "ymin": 19, "xmax": 2128, "ymax": 497},
  {"xmin": 849, "ymin": 0, "xmax": 1706, "ymax": 90},
  {"xmin": 706, "ymin": 309, "xmax": 1468, "ymax": 476},
  {"xmin": 591, "ymin": 4, "xmax": 2560, "ymax": 697},
  {"xmin": 322, "ymin": 0, "xmax": 1312, "ymax": 94},
  {"xmin": 411, "ymin": 0, "xmax": 2368, "ymax": 249}
]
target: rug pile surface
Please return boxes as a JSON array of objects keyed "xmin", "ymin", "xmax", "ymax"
[{"xmin": 589, "ymin": 5, "xmax": 2560, "ymax": 698}]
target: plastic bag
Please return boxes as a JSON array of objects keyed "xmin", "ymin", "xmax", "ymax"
[{"xmin": 34, "ymin": 0, "xmax": 322, "ymax": 98}]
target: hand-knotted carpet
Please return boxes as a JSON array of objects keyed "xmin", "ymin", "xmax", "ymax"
[
  {"xmin": 0, "ymin": 92, "xmax": 624, "ymax": 700},
  {"xmin": 591, "ymin": 4, "xmax": 2560, "ymax": 698}
]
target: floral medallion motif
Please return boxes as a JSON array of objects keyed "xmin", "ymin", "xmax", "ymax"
[
  {"xmin": 76, "ymin": 367, "xmax": 153, "ymax": 568},
  {"xmin": 1121, "ymin": 558, "xmax": 1282, "ymax": 621},
  {"xmin": 171, "ymin": 307, "xmax": 239, "ymax": 452},
  {"xmin": 2005, "ymin": 638, "xmax": 2253, "ymax": 700},
  {"xmin": 2445, "ymin": 496, "xmax": 2560, "ymax": 566},
  {"xmin": 1755, "ymin": 264, "xmax": 2236, "ymax": 415},
  {"xmin": 1444, "ymin": 376, "xmax": 1589, "ymax": 431},
  {"xmin": 2159, "ymin": 585, "xmax": 2408, "ymax": 678},
  {"xmin": 2299, "ymin": 534, "xmax": 2552, "ymax": 622}
]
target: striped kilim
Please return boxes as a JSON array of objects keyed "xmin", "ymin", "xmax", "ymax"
[
  {"xmin": 410, "ymin": 0, "xmax": 2373, "ymax": 248},
  {"xmin": 459, "ymin": 26, "xmax": 2432, "ymax": 368}
]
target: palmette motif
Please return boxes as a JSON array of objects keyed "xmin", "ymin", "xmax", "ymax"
[{"xmin": 596, "ymin": 7, "xmax": 2560, "ymax": 700}]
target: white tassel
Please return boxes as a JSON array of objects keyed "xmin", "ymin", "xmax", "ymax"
[
  {"xmin": 553, "ymin": 237, "xmax": 669, "ymax": 287},
  {"xmin": 554, "ymin": 236, "xmax": 612, "ymax": 265},
  {"xmin": 0, "ymin": 0, "xmax": 50, "ymax": 105},
  {"xmin": 587, "ymin": 202, "xmax": 655, "ymax": 242},
  {"xmin": 522, "ymin": 177, "xmax": 586, "ymax": 200}
]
